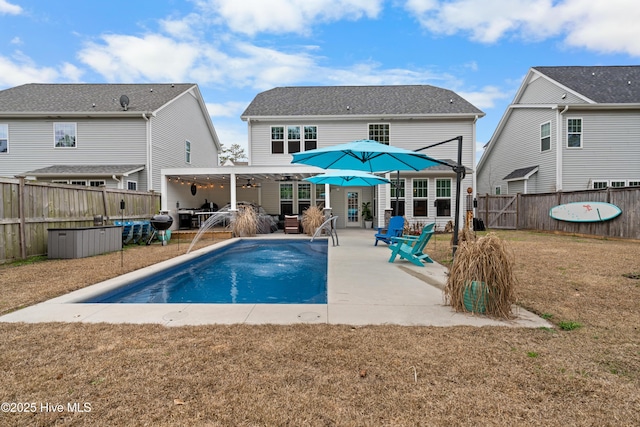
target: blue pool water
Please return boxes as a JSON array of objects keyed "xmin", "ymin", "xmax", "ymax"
[{"xmin": 83, "ymin": 239, "xmax": 328, "ymax": 304}]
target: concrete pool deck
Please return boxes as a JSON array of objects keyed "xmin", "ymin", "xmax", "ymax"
[{"xmin": 0, "ymin": 229, "xmax": 551, "ymax": 328}]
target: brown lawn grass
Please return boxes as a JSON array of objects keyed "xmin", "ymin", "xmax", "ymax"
[{"xmin": 0, "ymin": 230, "xmax": 639, "ymax": 426}]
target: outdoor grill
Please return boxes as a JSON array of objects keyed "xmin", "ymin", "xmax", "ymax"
[{"xmin": 148, "ymin": 213, "xmax": 174, "ymax": 246}]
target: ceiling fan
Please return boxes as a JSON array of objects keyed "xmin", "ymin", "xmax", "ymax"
[
  {"xmin": 275, "ymin": 175, "xmax": 302, "ymax": 182},
  {"xmin": 237, "ymin": 179, "xmax": 261, "ymax": 188}
]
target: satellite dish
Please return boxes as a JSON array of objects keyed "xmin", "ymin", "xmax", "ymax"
[{"xmin": 119, "ymin": 95, "xmax": 130, "ymax": 111}]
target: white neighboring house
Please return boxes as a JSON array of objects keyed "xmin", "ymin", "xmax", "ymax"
[
  {"xmin": 477, "ymin": 66, "xmax": 640, "ymax": 195},
  {"xmin": 0, "ymin": 83, "xmax": 220, "ymax": 191}
]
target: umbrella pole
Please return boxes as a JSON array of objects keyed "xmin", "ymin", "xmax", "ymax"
[{"xmin": 395, "ymin": 170, "xmax": 400, "ymax": 216}]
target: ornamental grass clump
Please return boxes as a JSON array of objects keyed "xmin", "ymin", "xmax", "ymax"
[
  {"xmin": 232, "ymin": 205, "xmax": 258, "ymax": 237},
  {"xmin": 301, "ymin": 205, "xmax": 325, "ymax": 236},
  {"xmin": 444, "ymin": 232, "xmax": 517, "ymax": 319}
]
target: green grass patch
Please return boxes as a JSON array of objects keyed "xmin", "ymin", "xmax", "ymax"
[{"xmin": 558, "ymin": 321, "xmax": 582, "ymax": 331}]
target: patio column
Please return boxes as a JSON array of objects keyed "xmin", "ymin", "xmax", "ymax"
[
  {"xmin": 229, "ymin": 172, "xmax": 237, "ymax": 210},
  {"xmin": 324, "ymin": 183, "xmax": 331, "ymax": 209}
]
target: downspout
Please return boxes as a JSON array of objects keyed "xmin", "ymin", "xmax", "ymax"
[
  {"xmin": 472, "ymin": 115, "xmax": 479, "ymax": 219},
  {"xmin": 112, "ymin": 174, "xmax": 122, "ymax": 190},
  {"xmin": 556, "ymin": 105, "xmax": 569, "ymax": 192},
  {"xmin": 143, "ymin": 113, "xmax": 152, "ymax": 191}
]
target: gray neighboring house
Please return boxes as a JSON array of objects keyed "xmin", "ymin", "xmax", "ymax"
[
  {"xmin": 0, "ymin": 83, "xmax": 220, "ymax": 191},
  {"xmin": 477, "ymin": 66, "xmax": 640, "ymax": 195},
  {"xmin": 239, "ymin": 85, "xmax": 484, "ymax": 229}
]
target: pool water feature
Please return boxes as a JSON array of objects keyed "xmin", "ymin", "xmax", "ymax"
[{"xmin": 82, "ymin": 239, "xmax": 327, "ymax": 304}]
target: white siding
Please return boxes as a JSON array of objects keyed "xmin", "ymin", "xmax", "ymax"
[
  {"xmin": 0, "ymin": 117, "xmax": 146, "ymax": 179},
  {"xmin": 519, "ymin": 75, "xmax": 586, "ymax": 104},
  {"xmin": 152, "ymin": 92, "xmax": 219, "ymax": 190},
  {"xmin": 477, "ymin": 108, "xmax": 557, "ymax": 194},
  {"xmin": 562, "ymin": 110, "xmax": 640, "ymax": 190}
]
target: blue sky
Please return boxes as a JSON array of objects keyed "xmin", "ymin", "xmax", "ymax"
[{"xmin": 1, "ymin": 0, "xmax": 638, "ymax": 163}]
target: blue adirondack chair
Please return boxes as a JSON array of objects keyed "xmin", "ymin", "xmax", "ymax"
[
  {"xmin": 388, "ymin": 223, "xmax": 435, "ymax": 267},
  {"xmin": 114, "ymin": 220, "xmax": 134, "ymax": 245},
  {"xmin": 374, "ymin": 216, "xmax": 405, "ymax": 246}
]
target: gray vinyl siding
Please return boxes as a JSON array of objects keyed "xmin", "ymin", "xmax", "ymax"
[
  {"xmin": 519, "ymin": 75, "xmax": 587, "ymax": 104},
  {"xmin": 249, "ymin": 118, "xmax": 476, "ymax": 169},
  {"xmin": 477, "ymin": 108, "xmax": 557, "ymax": 195},
  {"xmin": 0, "ymin": 117, "xmax": 146, "ymax": 179},
  {"xmin": 151, "ymin": 91, "xmax": 219, "ymax": 190},
  {"xmin": 561, "ymin": 110, "xmax": 640, "ymax": 191}
]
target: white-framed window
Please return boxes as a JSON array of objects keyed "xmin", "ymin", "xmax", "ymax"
[
  {"xmin": 272, "ymin": 125, "xmax": 318, "ymax": 154},
  {"xmin": 89, "ymin": 180, "xmax": 105, "ymax": 187},
  {"xmin": 628, "ymin": 181, "xmax": 640, "ymax": 187},
  {"xmin": 0, "ymin": 124, "xmax": 8, "ymax": 154},
  {"xmin": 185, "ymin": 140, "xmax": 191, "ymax": 164},
  {"xmin": 592, "ymin": 181, "xmax": 607, "ymax": 189},
  {"xmin": 287, "ymin": 126, "xmax": 301, "ymax": 154},
  {"xmin": 540, "ymin": 121, "xmax": 551, "ymax": 152},
  {"xmin": 127, "ymin": 181, "xmax": 137, "ymax": 190},
  {"xmin": 279, "ymin": 183, "xmax": 293, "ymax": 215},
  {"xmin": 70, "ymin": 180, "xmax": 86, "ymax": 186},
  {"xmin": 54, "ymin": 122, "xmax": 77, "ymax": 148},
  {"xmin": 298, "ymin": 182, "xmax": 311, "ymax": 212},
  {"xmin": 369, "ymin": 123, "xmax": 390, "ymax": 145},
  {"xmin": 390, "ymin": 178, "xmax": 405, "ymax": 216},
  {"xmin": 436, "ymin": 178, "xmax": 452, "ymax": 216},
  {"xmin": 271, "ymin": 126, "xmax": 285, "ymax": 154},
  {"xmin": 610, "ymin": 181, "xmax": 625, "ymax": 188},
  {"xmin": 412, "ymin": 178, "xmax": 428, "ymax": 217},
  {"xmin": 495, "ymin": 186, "xmax": 502, "ymax": 195},
  {"xmin": 315, "ymin": 184, "xmax": 325, "ymax": 207},
  {"xmin": 567, "ymin": 118, "xmax": 582, "ymax": 148},
  {"xmin": 304, "ymin": 126, "xmax": 317, "ymax": 151}
]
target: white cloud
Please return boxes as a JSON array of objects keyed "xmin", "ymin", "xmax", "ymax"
[
  {"xmin": 196, "ymin": 0, "xmax": 383, "ymax": 35},
  {"xmin": 457, "ymin": 85, "xmax": 511, "ymax": 110},
  {"xmin": 206, "ymin": 101, "xmax": 249, "ymax": 117},
  {"xmin": 78, "ymin": 34, "xmax": 201, "ymax": 82},
  {"xmin": 405, "ymin": 0, "xmax": 640, "ymax": 56},
  {"xmin": 0, "ymin": 53, "xmax": 61, "ymax": 87},
  {"xmin": 0, "ymin": 0, "xmax": 22, "ymax": 15}
]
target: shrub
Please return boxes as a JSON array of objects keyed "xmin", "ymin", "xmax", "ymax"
[
  {"xmin": 301, "ymin": 205, "xmax": 325, "ymax": 236},
  {"xmin": 232, "ymin": 205, "xmax": 258, "ymax": 237}
]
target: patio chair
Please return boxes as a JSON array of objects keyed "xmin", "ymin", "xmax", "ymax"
[
  {"xmin": 284, "ymin": 215, "xmax": 300, "ymax": 234},
  {"xmin": 374, "ymin": 216, "xmax": 405, "ymax": 246},
  {"xmin": 388, "ymin": 224, "xmax": 435, "ymax": 267},
  {"xmin": 114, "ymin": 220, "xmax": 134, "ymax": 245}
]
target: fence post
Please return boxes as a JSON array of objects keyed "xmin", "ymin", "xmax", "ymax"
[{"xmin": 17, "ymin": 176, "xmax": 27, "ymax": 260}]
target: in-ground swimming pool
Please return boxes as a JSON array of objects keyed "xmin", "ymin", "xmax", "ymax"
[{"xmin": 82, "ymin": 239, "xmax": 327, "ymax": 304}]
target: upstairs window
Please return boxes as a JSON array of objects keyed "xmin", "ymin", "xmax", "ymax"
[
  {"xmin": 567, "ymin": 118, "xmax": 582, "ymax": 148},
  {"xmin": 54, "ymin": 123, "xmax": 77, "ymax": 148},
  {"xmin": 304, "ymin": 126, "xmax": 317, "ymax": 151},
  {"xmin": 271, "ymin": 126, "xmax": 284, "ymax": 154},
  {"xmin": 127, "ymin": 181, "xmax": 137, "ymax": 191},
  {"xmin": 540, "ymin": 122, "xmax": 551, "ymax": 152},
  {"xmin": 0, "ymin": 124, "xmax": 7, "ymax": 153},
  {"xmin": 369, "ymin": 123, "xmax": 390, "ymax": 145},
  {"xmin": 185, "ymin": 140, "xmax": 192, "ymax": 164},
  {"xmin": 592, "ymin": 181, "xmax": 607, "ymax": 189},
  {"xmin": 287, "ymin": 126, "xmax": 301, "ymax": 154}
]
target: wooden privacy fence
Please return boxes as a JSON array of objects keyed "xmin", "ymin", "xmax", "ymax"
[
  {"xmin": 476, "ymin": 187, "xmax": 640, "ymax": 239},
  {"xmin": 0, "ymin": 177, "xmax": 161, "ymax": 262}
]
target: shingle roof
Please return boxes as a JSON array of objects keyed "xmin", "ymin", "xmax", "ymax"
[
  {"xmin": 0, "ymin": 83, "xmax": 196, "ymax": 113},
  {"xmin": 25, "ymin": 164, "xmax": 145, "ymax": 176},
  {"xmin": 533, "ymin": 66, "xmax": 640, "ymax": 103},
  {"xmin": 503, "ymin": 166, "xmax": 538, "ymax": 181},
  {"xmin": 241, "ymin": 85, "xmax": 484, "ymax": 117}
]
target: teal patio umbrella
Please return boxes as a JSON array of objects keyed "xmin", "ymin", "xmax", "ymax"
[
  {"xmin": 304, "ymin": 169, "xmax": 391, "ymax": 187},
  {"xmin": 291, "ymin": 139, "xmax": 449, "ymax": 172}
]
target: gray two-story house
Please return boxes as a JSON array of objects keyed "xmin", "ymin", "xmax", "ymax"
[
  {"xmin": 0, "ymin": 83, "xmax": 220, "ymax": 191},
  {"xmin": 162, "ymin": 85, "xmax": 484, "ymax": 230},
  {"xmin": 477, "ymin": 66, "xmax": 640, "ymax": 195}
]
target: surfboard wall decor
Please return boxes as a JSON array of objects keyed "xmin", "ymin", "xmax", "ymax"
[{"xmin": 549, "ymin": 202, "xmax": 622, "ymax": 222}]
